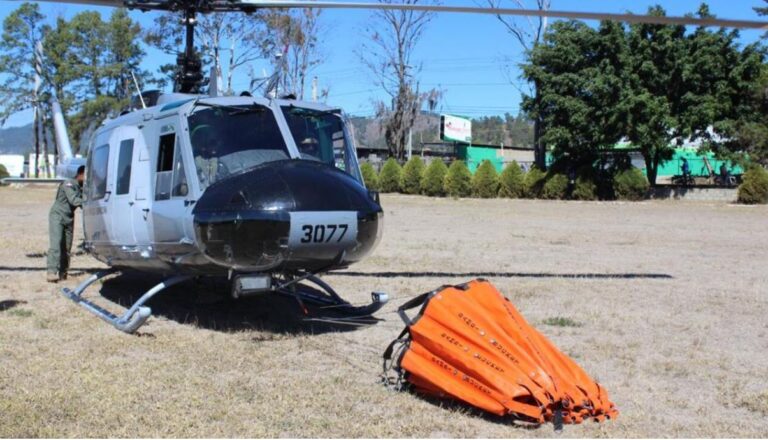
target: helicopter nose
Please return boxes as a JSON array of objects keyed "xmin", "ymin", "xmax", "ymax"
[{"xmin": 192, "ymin": 160, "xmax": 383, "ymax": 272}]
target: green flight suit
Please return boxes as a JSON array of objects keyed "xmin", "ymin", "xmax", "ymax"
[{"xmin": 47, "ymin": 178, "xmax": 83, "ymax": 277}]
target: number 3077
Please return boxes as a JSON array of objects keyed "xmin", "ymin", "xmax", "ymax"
[{"xmin": 300, "ymin": 224, "xmax": 349, "ymax": 244}]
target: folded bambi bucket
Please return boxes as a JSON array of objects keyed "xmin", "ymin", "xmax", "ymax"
[{"xmin": 382, "ymin": 279, "xmax": 618, "ymax": 428}]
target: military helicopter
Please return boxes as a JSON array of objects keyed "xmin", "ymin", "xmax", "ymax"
[{"xmin": 17, "ymin": 0, "xmax": 766, "ymax": 334}]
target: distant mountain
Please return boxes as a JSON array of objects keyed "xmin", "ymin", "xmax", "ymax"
[{"xmin": 0, "ymin": 123, "xmax": 34, "ymax": 155}]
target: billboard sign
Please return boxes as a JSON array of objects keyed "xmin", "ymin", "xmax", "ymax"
[{"xmin": 441, "ymin": 114, "xmax": 472, "ymax": 143}]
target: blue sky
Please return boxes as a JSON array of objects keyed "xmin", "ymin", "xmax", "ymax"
[{"xmin": 0, "ymin": 0, "xmax": 765, "ymax": 127}]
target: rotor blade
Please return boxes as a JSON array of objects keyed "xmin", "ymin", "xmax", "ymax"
[
  {"xmin": 242, "ymin": 1, "xmax": 768, "ymax": 30},
  {"xmin": 5, "ymin": 0, "xmax": 175, "ymax": 10}
]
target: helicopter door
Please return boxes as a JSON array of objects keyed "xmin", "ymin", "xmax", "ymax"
[
  {"xmin": 151, "ymin": 126, "xmax": 192, "ymax": 245},
  {"xmin": 109, "ymin": 126, "xmax": 150, "ymax": 247}
]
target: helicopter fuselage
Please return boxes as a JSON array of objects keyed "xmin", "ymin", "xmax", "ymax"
[{"xmin": 81, "ymin": 93, "xmax": 383, "ymax": 278}]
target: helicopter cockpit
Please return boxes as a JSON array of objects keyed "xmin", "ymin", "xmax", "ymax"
[{"xmin": 187, "ymin": 101, "xmax": 363, "ymax": 190}]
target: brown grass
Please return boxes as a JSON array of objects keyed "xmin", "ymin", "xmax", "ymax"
[{"xmin": 1, "ymin": 186, "xmax": 767, "ymax": 437}]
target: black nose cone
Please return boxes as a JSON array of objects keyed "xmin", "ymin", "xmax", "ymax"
[{"xmin": 193, "ymin": 160, "xmax": 383, "ymax": 272}]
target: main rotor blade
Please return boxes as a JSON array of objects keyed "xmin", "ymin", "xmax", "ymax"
[
  {"xmin": 10, "ymin": 0, "xmax": 768, "ymax": 30},
  {"xmin": 246, "ymin": 1, "xmax": 768, "ymax": 30}
]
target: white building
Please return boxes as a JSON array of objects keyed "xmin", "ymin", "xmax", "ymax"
[{"xmin": 0, "ymin": 154, "xmax": 25, "ymax": 177}]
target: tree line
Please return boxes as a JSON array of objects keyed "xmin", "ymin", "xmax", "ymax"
[{"xmin": 521, "ymin": 4, "xmax": 767, "ymax": 185}]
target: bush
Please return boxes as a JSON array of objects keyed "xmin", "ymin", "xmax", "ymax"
[
  {"xmin": 572, "ymin": 175, "xmax": 598, "ymax": 201},
  {"xmin": 472, "ymin": 160, "xmax": 500, "ymax": 198},
  {"xmin": 541, "ymin": 173, "xmax": 569, "ymax": 200},
  {"xmin": 498, "ymin": 161, "xmax": 525, "ymax": 198},
  {"xmin": 400, "ymin": 156, "xmax": 426, "ymax": 195},
  {"xmin": 444, "ymin": 160, "xmax": 472, "ymax": 198},
  {"xmin": 523, "ymin": 166, "xmax": 546, "ymax": 198},
  {"xmin": 738, "ymin": 166, "xmax": 768, "ymax": 204},
  {"xmin": 359, "ymin": 162, "xmax": 379, "ymax": 191},
  {"xmin": 613, "ymin": 167, "xmax": 649, "ymax": 201},
  {"xmin": 378, "ymin": 158, "xmax": 402, "ymax": 193},
  {"xmin": 421, "ymin": 159, "xmax": 448, "ymax": 196},
  {"xmin": 0, "ymin": 164, "xmax": 8, "ymax": 180}
]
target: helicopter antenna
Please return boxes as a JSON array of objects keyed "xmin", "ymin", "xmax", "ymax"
[{"xmin": 130, "ymin": 71, "xmax": 146, "ymax": 109}]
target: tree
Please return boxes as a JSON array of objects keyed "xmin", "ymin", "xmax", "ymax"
[
  {"xmin": 522, "ymin": 20, "xmax": 629, "ymax": 168},
  {"xmin": 499, "ymin": 160, "xmax": 525, "ymax": 198},
  {"xmin": 400, "ymin": 156, "xmax": 425, "ymax": 194},
  {"xmin": 472, "ymin": 160, "xmax": 500, "ymax": 198},
  {"xmin": 421, "ymin": 159, "xmax": 448, "ymax": 196},
  {"xmin": 444, "ymin": 160, "xmax": 472, "ymax": 198},
  {"xmin": 263, "ymin": 9, "xmax": 323, "ymax": 99},
  {"xmin": 361, "ymin": 0, "xmax": 439, "ymax": 160},
  {"xmin": 378, "ymin": 158, "xmax": 403, "ymax": 193},
  {"xmin": 481, "ymin": 0, "xmax": 551, "ymax": 169}
]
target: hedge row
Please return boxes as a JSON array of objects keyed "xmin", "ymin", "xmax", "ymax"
[{"xmin": 362, "ymin": 158, "xmax": 652, "ymax": 201}]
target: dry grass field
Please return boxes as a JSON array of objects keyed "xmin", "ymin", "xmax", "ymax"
[{"xmin": 1, "ymin": 185, "xmax": 766, "ymax": 438}]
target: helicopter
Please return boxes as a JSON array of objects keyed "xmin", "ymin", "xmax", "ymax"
[{"xmin": 13, "ymin": 0, "xmax": 766, "ymax": 334}]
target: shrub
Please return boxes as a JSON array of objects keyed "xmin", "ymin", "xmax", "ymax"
[
  {"xmin": 400, "ymin": 156, "xmax": 426, "ymax": 195},
  {"xmin": 421, "ymin": 159, "xmax": 448, "ymax": 197},
  {"xmin": 378, "ymin": 158, "xmax": 402, "ymax": 193},
  {"xmin": 738, "ymin": 166, "xmax": 768, "ymax": 204},
  {"xmin": 472, "ymin": 160, "xmax": 500, "ymax": 198},
  {"xmin": 498, "ymin": 161, "xmax": 525, "ymax": 198},
  {"xmin": 523, "ymin": 166, "xmax": 546, "ymax": 198},
  {"xmin": 613, "ymin": 167, "xmax": 649, "ymax": 201},
  {"xmin": 444, "ymin": 160, "xmax": 472, "ymax": 198},
  {"xmin": 541, "ymin": 173, "xmax": 569, "ymax": 200},
  {"xmin": 359, "ymin": 162, "xmax": 379, "ymax": 191},
  {"xmin": 572, "ymin": 175, "xmax": 598, "ymax": 201},
  {"xmin": 0, "ymin": 164, "xmax": 8, "ymax": 181}
]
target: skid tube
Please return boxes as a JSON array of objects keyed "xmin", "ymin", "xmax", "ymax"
[
  {"xmin": 61, "ymin": 270, "xmax": 192, "ymax": 334},
  {"xmin": 276, "ymin": 274, "xmax": 389, "ymax": 321}
]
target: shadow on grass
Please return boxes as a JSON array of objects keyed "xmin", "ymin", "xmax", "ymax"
[
  {"xmin": 96, "ymin": 272, "xmax": 377, "ymax": 335},
  {"xmin": 330, "ymin": 271, "xmax": 673, "ymax": 280},
  {"xmin": 0, "ymin": 299, "xmax": 27, "ymax": 312}
]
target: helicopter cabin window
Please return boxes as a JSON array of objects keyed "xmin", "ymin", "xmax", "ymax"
[
  {"xmin": 281, "ymin": 106, "xmax": 362, "ymax": 182},
  {"xmin": 88, "ymin": 144, "xmax": 109, "ymax": 200},
  {"xmin": 116, "ymin": 139, "xmax": 134, "ymax": 195},
  {"xmin": 187, "ymin": 103, "xmax": 290, "ymax": 190},
  {"xmin": 155, "ymin": 133, "xmax": 176, "ymax": 200}
]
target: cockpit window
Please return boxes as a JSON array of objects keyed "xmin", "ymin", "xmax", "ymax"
[
  {"xmin": 188, "ymin": 103, "xmax": 290, "ymax": 189},
  {"xmin": 281, "ymin": 106, "xmax": 363, "ymax": 183}
]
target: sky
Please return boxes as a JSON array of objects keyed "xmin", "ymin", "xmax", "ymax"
[{"xmin": 0, "ymin": 0, "xmax": 765, "ymax": 127}]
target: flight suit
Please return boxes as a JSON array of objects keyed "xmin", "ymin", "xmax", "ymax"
[{"xmin": 47, "ymin": 178, "xmax": 83, "ymax": 279}]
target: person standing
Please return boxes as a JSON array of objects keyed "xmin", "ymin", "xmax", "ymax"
[{"xmin": 47, "ymin": 165, "xmax": 85, "ymax": 283}]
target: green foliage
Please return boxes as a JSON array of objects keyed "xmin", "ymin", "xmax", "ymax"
[
  {"xmin": 421, "ymin": 159, "xmax": 448, "ymax": 197},
  {"xmin": 498, "ymin": 161, "xmax": 525, "ymax": 198},
  {"xmin": 0, "ymin": 164, "xmax": 9, "ymax": 180},
  {"xmin": 613, "ymin": 167, "xmax": 649, "ymax": 201},
  {"xmin": 472, "ymin": 114, "xmax": 534, "ymax": 147},
  {"xmin": 471, "ymin": 160, "xmax": 499, "ymax": 198},
  {"xmin": 444, "ymin": 160, "xmax": 472, "ymax": 198},
  {"xmin": 541, "ymin": 173, "xmax": 569, "ymax": 200},
  {"xmin": 572, "ymin": 175, "xmax": 598, "ymax": 201},
  {"xmin": 523, "ymin": 166, "xmax": 546, "ymax": 198},
  {"xmin": 400, "ymin": 156, "xmax": 426, "ymax": 195},
  {"xmin": 737, "ymin": 166, "xmax": 768, "ymax": 204},
  {"xmin": 378, "ymin": 158, "xmax": 402, "ymax": 193},
  {"xmin": 360, "ymin": 162, "xmax": 379, "ymax": 191},
  {"xmin": 523, "ymin": 5, "xmax": 767, "ymax": 183},
  {"xmin": 543, "ymin": 316, "xmax": 583, "ymax": 328}
]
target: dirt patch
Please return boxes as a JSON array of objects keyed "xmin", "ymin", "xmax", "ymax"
[{"xmin": 1, "ymin": 186, "xmax": 767, "ymax": 437}]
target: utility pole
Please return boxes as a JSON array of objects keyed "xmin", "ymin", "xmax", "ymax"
[{"xmin": 407, "ymin": 128, "xmax": 413, "ymax": 160}]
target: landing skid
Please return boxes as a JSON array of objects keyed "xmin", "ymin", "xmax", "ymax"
[
  {"xmin": 61, "ymin": 270, "xmax": 192, "ymax": 334},
  {"xmin": 276, "ymin": 274, "xmax": 389, "ymax": 325}
]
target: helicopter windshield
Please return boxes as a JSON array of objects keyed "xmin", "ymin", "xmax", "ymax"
[
  {"xmin": 188, "ymin": 103, "xmax": 291, "ymax": 189},
  {"xmin": 281, "ymin": 106, "xmax": 363, "ymax": 183}
]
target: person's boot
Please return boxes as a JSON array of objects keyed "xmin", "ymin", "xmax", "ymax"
[
  {"xmin": 58, "ymin": 272, "xmax": 68, "ymax": 281},
  {"xmin": 46, "ymin": 272, "xmax": 59, "ymax": 283}
]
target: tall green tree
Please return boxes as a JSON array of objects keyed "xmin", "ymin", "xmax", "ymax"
[
  {"xmin": 522, "ymin": 20, "xmax": 629, "ymax": 168},
  {"xmin": 0, "ymin": 2, "xmax": 45, "ymax": 124}
]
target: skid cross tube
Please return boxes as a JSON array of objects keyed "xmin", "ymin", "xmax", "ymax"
[{"xmin": 61, "ymin": 272, "xmax": 192, "ymax": 334}]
